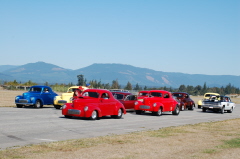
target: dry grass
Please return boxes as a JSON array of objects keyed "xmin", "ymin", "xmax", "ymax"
[{"xmin": 1, "ymin": 118, "xmax": 240, "ymax": 159}]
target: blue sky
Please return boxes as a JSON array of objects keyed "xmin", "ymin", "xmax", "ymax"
[{"xmin": 1, "ymin": 0, "xmax": 239, "ymax": 76}]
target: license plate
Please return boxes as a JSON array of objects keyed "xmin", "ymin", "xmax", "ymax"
[
  {"xmin": 209, "ymin": 107, "xmax": 213, "ymax": 109},
  {"xmin": 58, "ymin": 100, "xmax": 67, "ymax": 103},
  {"xmin": 140, "ymin": 105, "xmax": 150, "ymax": 109},
  {"xmin": 68, "ymin": 109, "xmax": 80, "ymax": 115}
]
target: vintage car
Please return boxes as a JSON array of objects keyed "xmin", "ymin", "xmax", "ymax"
[
  {"xmin": 202, "ymin": 95, "xmax": 235, "ymax": 114},
  {"xmin": 62, "ymin": 89, "xmax": 126, "ymax": 120},
  {"xmin": 172, "ymin": 92, "xmax": 195, "ymax": 111},
  {"xmin": 53, "ymin": 86, "xmax": 88, "ymax": 109},
  {"xmin": 112, "ymin": 91, "xmax": 137, "ymax": 109},
  {"xmin": 15, "ymin": 85, "xmax": 58, "ymax": 108},
  {"xmin": 197, "ymin": 92, "xmax": 220, "ymax": 108},
  {"xmin": 134, "ymin": 90, "xmax": 180, "ymax": 116}
]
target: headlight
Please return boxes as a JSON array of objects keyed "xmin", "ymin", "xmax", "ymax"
[
  {"xmin": 134, "ymin": 101, "xmax": 139, "ymax": 105},
  {"xmin": 15, "ymin": 96, "xmax": 19, "ymax": 100},
  {"xmin": 62, "ymin": 105, "xmax": 66, "ymax": 109},
  {"xmin": 153, "ymin": 103, "xmax": 157, "ymax": 107},
  {"xmin": 84, "ymin": 106, "xmax": 88, "ymax": 111}
]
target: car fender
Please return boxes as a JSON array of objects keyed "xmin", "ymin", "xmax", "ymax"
[
  {"xmin": 85, "ymin": 106, "xmax": 102, "ymax": 117},
  {"xmin": 197, "ymin": 100, "xmax": 202, "ymax": 105},
  {"xmin": 31, "ymin": 97, "xmax": 44, "ymax": 105},
  {"xmin": 53, "ymin": 96, "xmax": 62, "ymax": 105},
  {"xmin": 153, "ymin": 102, "xmax": 164, "ymax": 112},
  {"xmin": 134, "ymin": 101, "xmax": 142, "ymax": 110},
  {"xmin": 113, "ymin": 104, "xmax": 126, "ymax": 115},
  {"xmin": 15, "ymin": 95, "xmax": 23, "ymax": 102}
]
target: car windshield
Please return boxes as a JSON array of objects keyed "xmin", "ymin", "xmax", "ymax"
[
  {"xmin": 82, "ymin": 92, "xmax": 99, "ymax": 98},
  {"xmin": 150, "ymin": 92, "xmax": 162, "ymax": 97},
  {"xmin": 68, "ymin": 88, "xmax": 78, "ymax": 93},
  {"xmin": 139, "ymin": 92, "xmax": 148, "ymax": 96},
  {"xmin": 114, "ymin": 94, "xmax": 124, "ymax": 100},
  {"xmin": 173, "ymin": 93, "xmax": 183, "ymax": 98},
  {"xmin": 29, "ymin": 87, "xmax": 42, "ymax": 92}
]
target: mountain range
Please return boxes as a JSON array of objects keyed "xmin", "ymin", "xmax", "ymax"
[{"xmin": 0, "ymin": 61, "xmax": 239, "ymax": 88}]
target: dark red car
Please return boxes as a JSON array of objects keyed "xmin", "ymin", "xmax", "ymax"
[
  {"xmin": 172, "ymin": 92, "xmax": 195, "ymax": 111},
  {"xmin": 112, "ymin": 92, "xmax": 137, "ymax": 109},
  {"xmin": 134, "ymin": 90, "xmax": 180, "ymax": 116},
  {"xmin": 62, "ymin": 89, "xmax": 126, "ymax": 120}
]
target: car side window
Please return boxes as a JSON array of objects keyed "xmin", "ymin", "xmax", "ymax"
[
  {"xmin": 101, "ymin": 93, "xmax": 109, "ymax": 99},
  {"xmin": 164, "ymin": 93, "xmax": 169, "ymax": 98}
]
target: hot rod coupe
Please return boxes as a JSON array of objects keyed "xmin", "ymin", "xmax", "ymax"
[
  {"xmin": 134, "ymin": 90, "xmax": 180, "ymax": 116},
  {"xmin": 15, "ymin": 85, "xmax": 58, "ymax": 108},
  {"xmin": 62, "ymin": 89, "xmax": 126, "ymax": 120}
]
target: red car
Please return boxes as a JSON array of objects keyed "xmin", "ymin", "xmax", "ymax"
[
  {"xmin": 134, "ymin": 90, "xmax": 180, "ymax": 116},
  {"xmin": 172, "ymin": 92, "xmax": 195, "ymax": 111},
  {"xmin": 62, "ymin": 89, "xmax": 126, "ymax": 120},
  {"xmin": 112, "ymin": 91, "xmax": 137, "ymax": 109}
]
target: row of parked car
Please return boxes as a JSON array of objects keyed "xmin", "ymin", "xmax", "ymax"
[{"xmin": 15, "ymin": 85, "xmax": 235, "ymax": 120}]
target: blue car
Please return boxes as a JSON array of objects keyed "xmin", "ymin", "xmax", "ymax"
[{"xmin": 15, "ymin": 85, "xmax": 58, "ymax": 108}]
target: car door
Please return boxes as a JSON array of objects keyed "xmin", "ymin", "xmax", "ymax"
[
  {"xmin": 41, "ymin": 88, "xmax": 53, "ymax": 104},
  {"xmin": 99, "ymin": 93, "xmax": 113, "ymax": 116},
  {"xmin": 161, "ymin": 93, "xmax": 172, "ymax": 111},
  {"xmin": 123, "ymin": 95, "xmax": 137, "ymax": 109}
]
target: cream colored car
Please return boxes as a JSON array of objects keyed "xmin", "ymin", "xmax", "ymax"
[
  {"xmin": 53, "ymin": 86, "xmax": 88, "ymax": 109},
  {"xmin": 197, "ymin": 92, "xmax": 220, "ymax": 108}
]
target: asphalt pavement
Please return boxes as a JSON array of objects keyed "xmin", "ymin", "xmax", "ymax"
[{"xmin": 0, "ymin": 104, "xmax": 239, "ymax": 149}]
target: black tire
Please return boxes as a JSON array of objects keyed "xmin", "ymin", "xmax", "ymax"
[
  {"xmin": 172, "ymin": 105, "xmax": 180, "ymax": 115},
  {"xmin": 188, "ymin": 104, "xmax": 194, "ymax": 110},
  {"xmin": 198, "ymin": 105, "xmax": 201, "ymax": 109},
  {"xmin": 16, "ymin": 104, "xmax": 23, "ymax": 108},
  {"xmin": 221, "ymin": 107, "xmax": 225, "ymax": 114},
  {"xmin": 155, "ymin": 108, "xmax": 162, "ymax": 116},
  {"xmin": 90, "ymin": 110, "xmax": 98, "ymax": 120},
  {"xmin": 54, "ymin": 105, "xmax": 61, "ymax": 109},
  {"xmin": 136, "ymin": 110, "xmax": 142, "ymax": 115},
  {"xmin": 34, "ymin": 100, "xmax": 42, "ymax": 108},
  {"xmin": 202, "ymin": 108, "xmax": 206, "ymax": 112},
  {"xmin": 227, "ymin": 107, "xmax": 233, "ymax": 113},
  {"xmin": 64, "ymin": 115, "xmax": 72, "ymax": 118}
]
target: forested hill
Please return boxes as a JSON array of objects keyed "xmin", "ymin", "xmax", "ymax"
[{"xmin": 0, "ymin": 62, "xmax": 239, "ymax": 88}]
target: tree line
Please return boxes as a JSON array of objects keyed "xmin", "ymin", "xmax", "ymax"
[{"xmin": 1, "ymin": 75, "xmax": 239, "ymax": 95}]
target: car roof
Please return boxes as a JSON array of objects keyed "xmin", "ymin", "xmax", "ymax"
[
  {"xmin": 111, "ymin": 92, "xmax": 132, "ymax": 95},
  {"xmin": 149, "ymin": 90, "xmax": 171, "ymax": 94},
  {"xmin": 172, "ymin": 92, "xmax": 189, "ymax": 95}
]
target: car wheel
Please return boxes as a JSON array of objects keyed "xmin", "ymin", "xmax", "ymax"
[
  {"xmin": 172, "ymin": 105, "xmax": 180, "ymax": 115},
  {"xmin": 227, "ymin": 107, "xmax": 233, "ymax": 113},
  {"xmin": 189, "ymin": 104, "xmax": 194, "ymax": 111},
  {"xmin": 64, "ymin": 115, "xmax": 72, "ymax": 118},
  {"xmin": 54, "ymin": 105, "xmax": 61, "ymax": 109},
  {"xmin": 136, "ymin": 110, "xmax": 142, "ymax": 114},
  {"xmin": 16, "ymin": 104, "xmax": 23, "ymax": 108},
  {"xmin": 221, "ymin": 107, "xmax": 225, "ymax": 114},
  {"xmin": 198, "ymin": 105, "xmax": 201, "ymax": 109},
  {"xmin": 115, "ymin": 109, "xmax": 123, "ymax": 119},
  {"xmin": 202, "ymin": 108, "xmax": 206, "ymax": 112},
  {"xmin": 181, "ymin": 105, "xmax": 185, "ymax": 111},
  {"xmin": 34, "ymin": 100, "xmax": 42, "ymax": 108},
  {"xmin": 90, "ymin": 110, "xmax": 98, "ymax": 120},
  {"xmin": 155, "ymin": 108, "xmax": 162, "ymax": 116}
]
